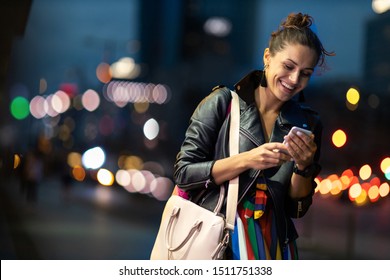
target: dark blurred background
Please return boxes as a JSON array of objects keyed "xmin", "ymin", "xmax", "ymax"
[{"xmin": 1, "ymin": 0, "xmax": 389, "ymax": 260}]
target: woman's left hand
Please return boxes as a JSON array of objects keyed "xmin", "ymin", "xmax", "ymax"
[{"xmin": 284, "ymin": 130, "xmax": 317, "ymax": 169}]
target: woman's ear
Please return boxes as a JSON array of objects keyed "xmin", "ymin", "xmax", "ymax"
[{"xmin": 263, "ymin": 48, "xmax": 270, "ymax": 66}]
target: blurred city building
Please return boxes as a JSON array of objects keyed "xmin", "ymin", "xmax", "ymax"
[{"xmin": 364, "ymin": 9, "xmax": 390, "ymax": 94}]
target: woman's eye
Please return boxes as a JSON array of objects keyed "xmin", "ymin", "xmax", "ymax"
[
  {"xmin": 284, "ymin": 64, "xmax": 293, "ymax": 70},
  {"xmin": 302, "ymin": 72, "xmax": 312, "ymax": 77}
]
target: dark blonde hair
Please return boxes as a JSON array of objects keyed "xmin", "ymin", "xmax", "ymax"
[{"xmin": 269, "ymin": 13, "xmax": 335, "ymax": 69}]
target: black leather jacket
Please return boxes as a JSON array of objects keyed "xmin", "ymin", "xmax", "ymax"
[{"xmin": 173, "ymin": 70, "xmax": 322, "ymax": 246}]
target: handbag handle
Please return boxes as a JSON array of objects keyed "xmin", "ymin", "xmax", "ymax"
[
  {"xmin": 165, "ymin": 206, "xmax": 203, "ymax": 253},
  {"xmin": 224, "ymin": 90, "xmax": 240, "ymax": 231}
]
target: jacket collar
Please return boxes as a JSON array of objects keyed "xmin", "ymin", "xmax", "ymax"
[
  {"xmin": 234, "ymin": 70, "xmax": 312, "ymax": 130},
  {"xmin": 234, "ymin": 70, "xmax": 261, "ymax": 105}
]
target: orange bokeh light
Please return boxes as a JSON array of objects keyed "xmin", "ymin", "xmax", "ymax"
[{"xmin": 96, "ymin": 62, "xmax": 112, "ymax": 83}]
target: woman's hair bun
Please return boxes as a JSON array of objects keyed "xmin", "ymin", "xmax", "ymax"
[
  {"xmin": 281, "ymin": 12, "xmax": 313, "ymax": 30},
  {"xmin": 269, "ymin": 12, "xmax": 335, "ymax": 69}
]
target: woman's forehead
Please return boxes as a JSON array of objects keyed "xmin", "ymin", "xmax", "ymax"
[{"xmin": 274, "ymin": 44, "xmax": 317, "ymax": 68}]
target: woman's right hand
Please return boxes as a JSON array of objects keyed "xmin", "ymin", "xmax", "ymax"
[
  {"xmin": 244, "ymin": 142, "xmax": 291, "ymax": 170},
  {"xmin": 212, "ymin": 142, "xmax": 291, "ymax": 185}
]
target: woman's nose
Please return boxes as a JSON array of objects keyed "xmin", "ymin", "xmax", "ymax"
[{"xmin": 289, "ymin": 71, "xmax": 299, "ymax": 84}]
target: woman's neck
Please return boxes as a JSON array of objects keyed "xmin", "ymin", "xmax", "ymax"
[
  {"xmin": 255, "ymin": 86, "xmax": 283, "ymax": 141},
  {"xmin": 255, "ymin": 86, "xmax": 283, "ymax": 115}
]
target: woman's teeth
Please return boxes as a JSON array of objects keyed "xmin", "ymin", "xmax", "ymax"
[{"xmin": 281, "ymin": 81, "xmax": 294, "ymax": 90}]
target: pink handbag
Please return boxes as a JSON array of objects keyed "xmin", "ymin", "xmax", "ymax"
[{"xmin": 150, "ymin": 90, "xmax": 240, "ymax": 260}]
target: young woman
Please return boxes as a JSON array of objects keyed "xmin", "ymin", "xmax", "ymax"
[{"xmin": 173, "ymin": 12, "xmax": 334, "ymax": 259}]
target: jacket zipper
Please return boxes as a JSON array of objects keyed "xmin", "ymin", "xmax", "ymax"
[
  {"xmin": 297, "ymin": 200, "xmax": 302, "ymax": 218},
  {"xmin": 178, "ymin": 178, "xmax": 211, "ymax": 189}
]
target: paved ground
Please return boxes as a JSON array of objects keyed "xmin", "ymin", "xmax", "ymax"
[
  {"xmin": 1, "ymin": 175, "xmax": 389, "ymax": 260},
  {"xmin": 0, "ymin": 176, "xmax": 165, "ymax": 260}
]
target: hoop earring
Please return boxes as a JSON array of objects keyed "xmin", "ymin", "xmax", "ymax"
[{"xmin": 261, "ymin": 65, "xmax": 268, "ymax": 87}]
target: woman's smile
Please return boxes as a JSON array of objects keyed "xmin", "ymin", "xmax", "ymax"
[{"xmin": 280, "ymin": 79, "xmax": 296, "ymax": 92}]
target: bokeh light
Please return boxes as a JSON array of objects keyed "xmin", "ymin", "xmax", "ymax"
[
  {"xmin": 332, "ymin": 129, "xmax": 347, "ymax": 148},
  {"xmin": 150, "ymin": 177, "xmax": 174, "ymax": 201},
  {"xmin": 82, "ymin": 147, "xmax": 106, "ymax": 169},
  {"xmin": 372, "ymin": 0, "xmax": 390, "ymax": 13},
  {"xmin": 139, "ymin": 170, "xmax": 155, "ymax": 194},
  {"xmin": 203, "ymin": 17, "xmax": 232, "ymax": 37},
  {"xmin": 39, "ymin": 78, "xmax": 47, "ymax": 94},
  {"xmin": 134, "ymin": 102, "xmax": 149, "ymax": 113},
  {"xmin": 82, "ymin": 89, "xmax": 100, "ymax": 112},
  {"xmin": 349, "ymin": 183, "xmax": 362, "ymax": 200},
  {"xmin": 355, "ymin": 188, "xmax": 367, "ymax": 205},
  {"xmin": 317, "ymin": 178, "xmax": 332, "ymax": 195},
  {"xmin": 131, "ymin": 169, "xmax": 147, "ymax": 193},
  {"xmin": 110, "ymin": 57, "xmax": 140, "ymax": 80},
  {"xmin": 368, "ymin": 185, "xmax": 380, "ymax": 202},
  {"xmin": 153, "ymin": 84, "xmax": 170, "ymax": 104},
  {"xmin": 67, "ymin": 152, "xmax": 82, "ymax": 167},
  {"xmin": 379, "ymin": 182, "xmax": 389, "ymax": 197},
  {"xmin": 51, "ymin": 90, "xmax": 71, "ymax": 114},
  {"xmin": 118, "ymin": 155, "xmax": 143, "ymax": 170},
  {"xmin": 72, "ymin": 165, "xmax": 86, "ymax": 182},
  {"xmin": 10, "ymin": 96, "xmax": 30, "ymax": 120},
  {"xmin": 143, "ymin": 118, "xmax": 159, "ymax": 140},
  {"xmin": 59, "ymin": 83, "xmax": 78, "ymax": 98},
  {"xmin": 103, "ymin": 80, "xmax": 170, "ymax": 106},
  {"xmin": 96, "ymin": 62, "xmax": 112, "ymax": 83},
  {"xmin": 115, "ymin": 166, "xmax": 173, "ymax": 200},
  {"xmin": 330, "ymin": 177, "xmax": 343, "ymax": 196},
  {"xmin": 29, "ymin": 96, "xmax": 46, "ymax": 119},
  {"xmin": 115, "ymin": 169, "xmax": 131, "ymax": 188},
  {"xmin": 13, "ymin": 154, "xmax": 21, "ymax": 169},
  {"xmin": 346, "ymin": 87, "xmax": 360, "ymax": 105},
  {"xmin": 316, "ymin": 162, "xmax": 389, "ymax": 206},
  {"xmin": 380, "ymin": 157, "xmax": 390, "ymax": 173},
  {"xmin": 359, "ymin": 164, "xmax": 372, "ymax": 180},
  {"xmin": 45, "ymin": 94, "xmax": 59, "ymax": 117},
  {"xmin": 97, "ymin": 168, "xmax": 115, "ymax": 186}
]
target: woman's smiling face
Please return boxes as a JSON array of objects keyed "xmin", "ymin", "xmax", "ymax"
[{"xmin": 264, "ymin": 43, "xmax": 318, "ymax": 102}]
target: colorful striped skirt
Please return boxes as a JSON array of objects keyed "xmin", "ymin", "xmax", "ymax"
[{"xmin": 230, "ymin": 176, "xmax": 298, "ymax": 260}]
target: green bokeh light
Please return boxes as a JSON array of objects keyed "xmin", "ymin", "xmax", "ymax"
[
  {"xmin": 385, "ymin": 168, "xmax": 390, "ymax": 181},
  {"xmin": 10, "ymin": 96, "xmax": 30, "ymax": 120}
]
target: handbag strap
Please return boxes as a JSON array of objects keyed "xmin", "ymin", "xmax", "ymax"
[{"xmin": 225, "ymin": 90, "xmax": 240, "ymax": 230}]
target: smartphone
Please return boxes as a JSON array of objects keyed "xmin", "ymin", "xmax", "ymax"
[
  {"xmin": 283, "ymin": 126, "xmax": 312, "ymax": 144},
  {"xmin": 289, "ymin": 126, "xmax": 313, "ymax": 136}
]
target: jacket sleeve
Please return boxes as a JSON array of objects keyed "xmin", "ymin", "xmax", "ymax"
[
  {"xmin": 173, "ymin": 87, "xmax": 232, "ymax": 191},
  {"xmin": 286, "ymin": 108, "xmax": 323, "ymax": 219}
]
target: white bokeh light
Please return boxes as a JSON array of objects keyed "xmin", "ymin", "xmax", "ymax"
[
  {"xmin": 82, "ymin": 147, "xmax": 106, "ymax": 169},
  {"xmin": 372, "ymin": 0, "xmax": 390, "ymax": 13},
  {"xmin": 204, "ymin": 17, "xmax": 232, "ymax": 37},
  {"xmin": 143, "ymin": 118, "xmax": 159, "ymax": 140}
]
